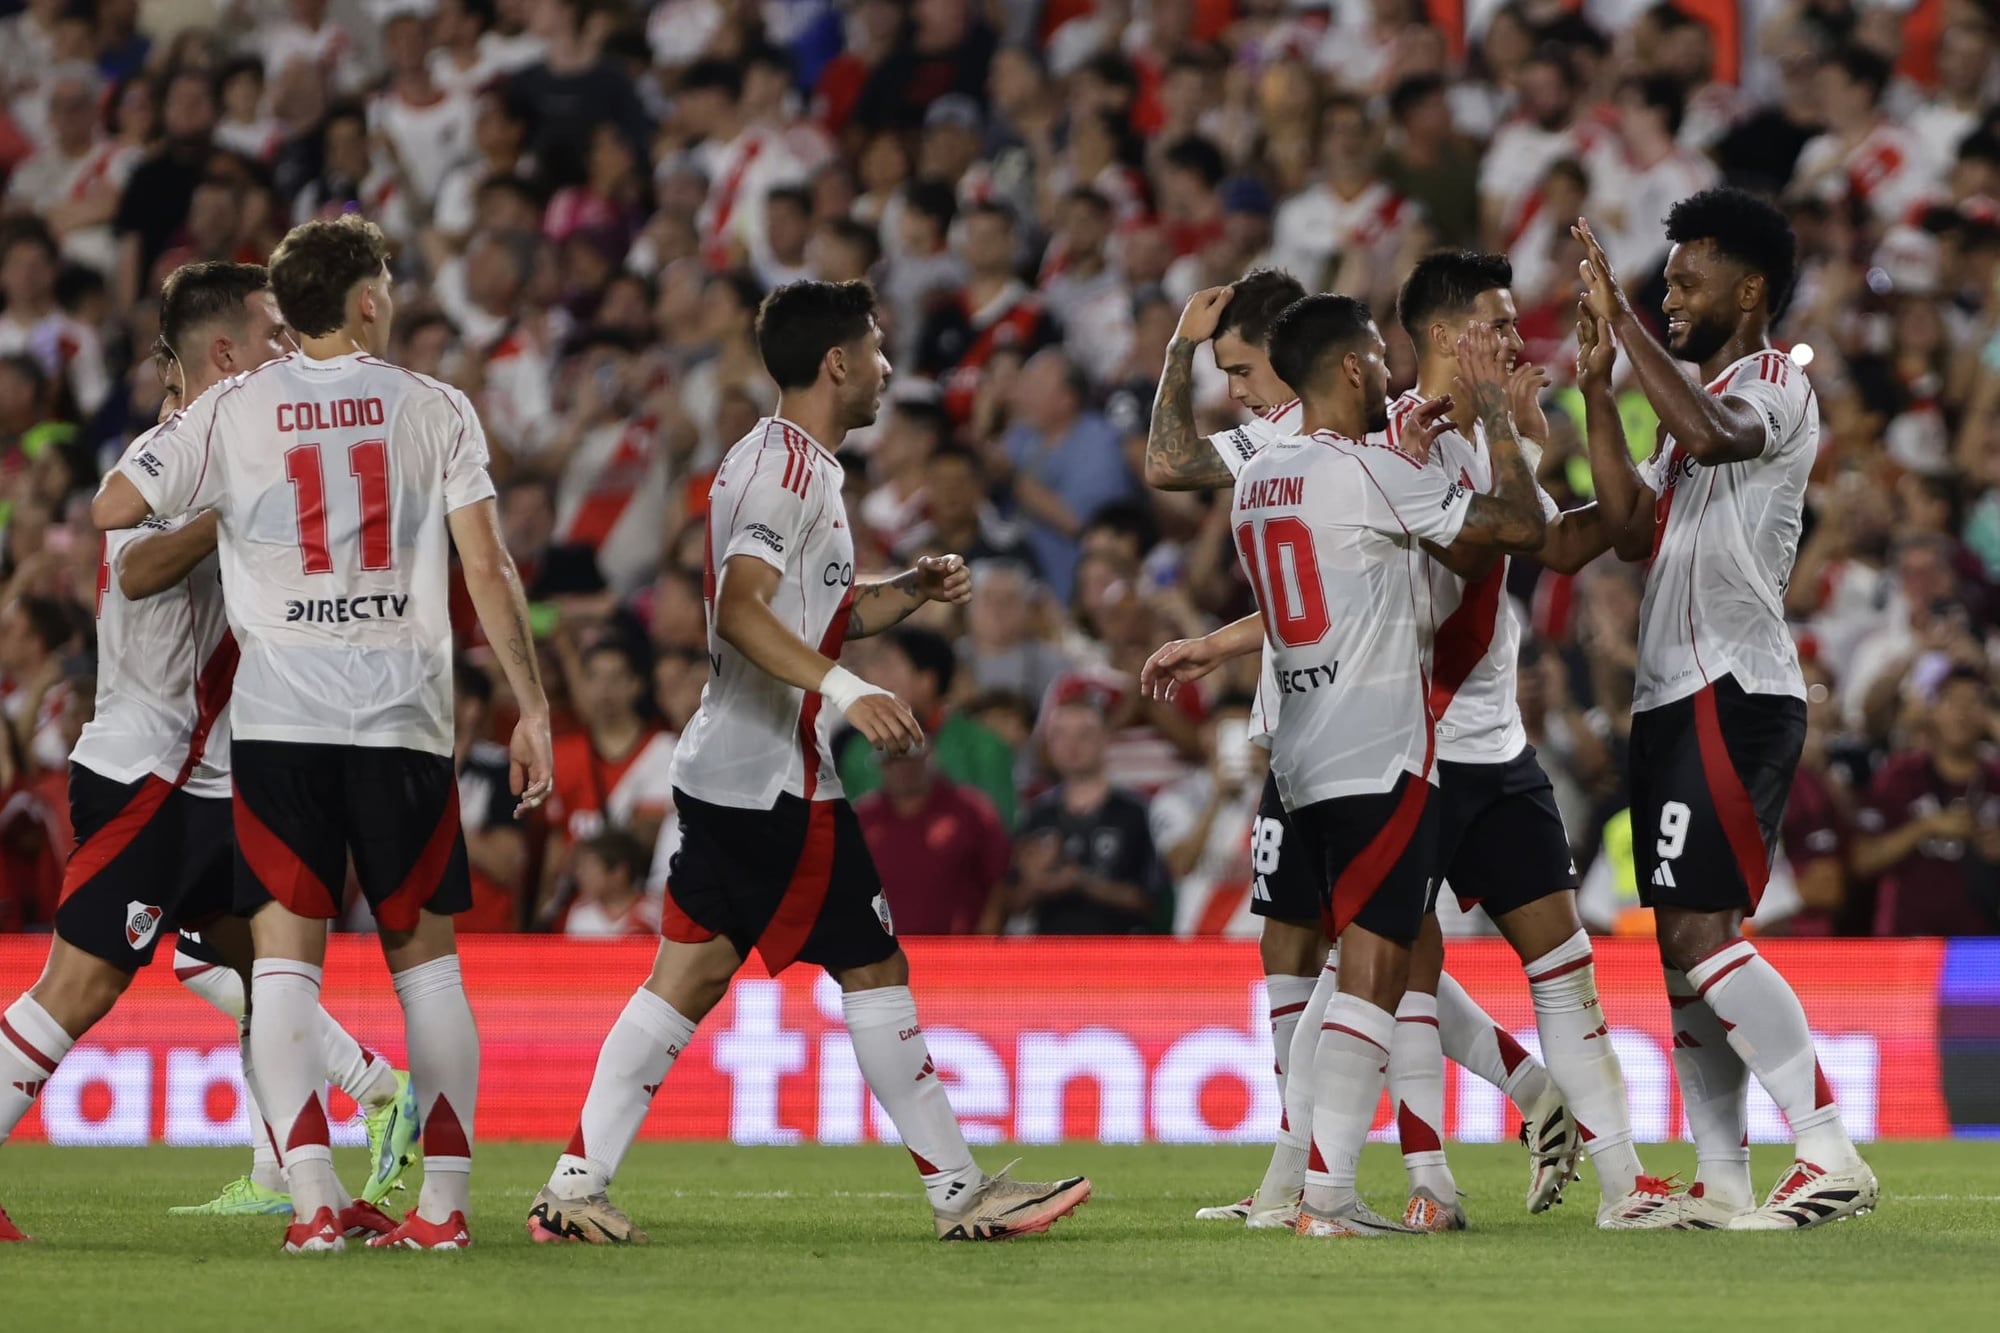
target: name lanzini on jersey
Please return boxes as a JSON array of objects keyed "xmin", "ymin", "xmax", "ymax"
[{"xmin": 1238, "ymin": 475, "xmax": 1305, "ymax": 509}]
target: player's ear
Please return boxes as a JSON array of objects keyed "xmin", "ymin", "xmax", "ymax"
[
  {"xmin": 1342, "ymin": 348, "xmax": 1363, "ymax": 390},
  {"xmin": 825, "ymin": 342, "xmax": 848, "ymax": 385},
  {"xmin": 1739, "ymin": 273, "xmax": 1764, "ymax": 313},
  {"xmin": 1429, "ymin": 320, "xmax": 1451, "ymax": 360},
  {"xmin": 209, "ymin": 333, "xmax": 234, "ymax": 375}
]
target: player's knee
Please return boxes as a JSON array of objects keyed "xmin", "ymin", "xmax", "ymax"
[
  {"xmin": 832, "ymin": 949, "xmax": 910, "ymax": 994},
  {"xmin": 33, "ymin": 951, "xmax": 134, "ymax": 1033},
  {"xmin": 1258, "ymin": 919, "xmax": 1324, "ymax": 978},
  {"xmin": 1653, "ymin": 907, "xmax": 1737, "ymax": 974}
]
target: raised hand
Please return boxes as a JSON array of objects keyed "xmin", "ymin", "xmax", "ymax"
[
  {"xmin": 1507, "ymin": 360, "xmax": 1553, "ymax": 441},
  {"xmin": 1174, "ymin": 286, "xmax": 1235, "ymax": 344},
  {"xmin": 914, "ymin": 553, "xmax": 971, "ymax": 605},
  {"xmin": 1400, "ymin": 394, "xmax": 1456, "ymax": 461},
  {"xmin": 1571, "ymin": 217, "xmax": 1626, "ymax": 323},
  {"xmin": 1576, "ymin": 299, "xmax": 1616, "ymax": 389}
]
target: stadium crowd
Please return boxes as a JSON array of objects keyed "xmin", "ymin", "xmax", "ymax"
[{"xmin": 1, "ymin": 0, "xmax": 1999, "ymax": 939}]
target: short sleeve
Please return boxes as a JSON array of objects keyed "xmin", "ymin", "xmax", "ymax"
[
  {"xmin": 718, "ymin": 449, "xmax": 808, "ymax": 573},
  {"xmin": 120, "ymin": 392, "xmax": 224, "ymax": 519},
  {"xmin": 1148, "ymin": 782, "xmax": 1201, "ymax": 852},
  {"xmin": 1348, "ymin": 448, "xmax": 1472, "ymax": 546},
  {"xmin": 1719, "ymin": 354, "xmax": 1813, "ymax": 461},
  {"xmin": 1203, "ymin": 416, "xmax": 1273, "ymax": 481},
  {"xmin": 441, "ymin": 388, "xmax": 497, "ymax": 513}
]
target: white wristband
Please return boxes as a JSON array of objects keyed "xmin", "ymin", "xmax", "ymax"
[{"xmin": 819, "ymin": 665, "xmax": 886, "ymax": 715}]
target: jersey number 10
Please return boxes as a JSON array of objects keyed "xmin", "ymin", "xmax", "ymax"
[
  {"xmin": 285, "ymin": 441, "xmax": 393, "ymax": 575},
  {"xmin": 1235, "ymin": 517, "xmax": 1330, "ymax": 648}
]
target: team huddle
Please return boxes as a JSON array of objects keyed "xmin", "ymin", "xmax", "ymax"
[{"xmin": 0, "ymin": 184, "xmax": 1870, "ymax": 1253}]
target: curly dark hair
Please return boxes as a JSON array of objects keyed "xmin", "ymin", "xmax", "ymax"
[
  {"xmin": 1397, "ymin": 249, "xmax": 1513, "ymax": 343},
  {"xmin": 1664, "ymin": 187, "xmax": 1798, "ymax": 316},
  {"xmin": 267, "ymin": 214, "xmax": 391, "ymax": 337},
  {"xmin": 1214, "ymin": 267, "xmax": 1308, "ymax": 349},
  {"xmin": 755, "ymin": 279, "xmax": 878, "ymax": 389}
]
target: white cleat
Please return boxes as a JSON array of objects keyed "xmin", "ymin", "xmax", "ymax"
[
  {"xmin": 1597, "ymin": 1175, "xmax": 1695, "ymax": 1230},
  {"xmin": 1727, "ymin": 1160, "xmax": 1878, "ymax": 1231},
  {"xmin": 1245, "ymin": 1199, "xmax": 1301, "ymax": 1230},
  {"xmin": 1519, "ymin": 1086, "xmax": 1582, "ymax": 1213},
  {"xmin": 1294, "ymin": 1198, "xmax": 1419, "ymax": 1239},
  {"xmin": 1193, "ymin": 1195, "xmax": 1254, "ymax": 1221}
]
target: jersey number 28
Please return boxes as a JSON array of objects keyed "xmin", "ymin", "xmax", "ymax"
[
  {"xmin": 1234, "ymin": 517, "xmax": 1329, "ymax": 647},
  {"xmin": 285, "ymin": 441, "xmax": 392, "ymax": 575}
]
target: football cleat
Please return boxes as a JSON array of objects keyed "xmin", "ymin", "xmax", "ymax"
[
  {"xmin": 339, "ymin": 1199, "xmax": 397, "ymax": 1239},
  {"xmin": 169, "ymin": 1176, "xmax": 292, "ymax": 1216},
  {"xmin": 1727, "ymin": 1160, "xmax": 1878, "ymax": 1231},
  {"xmin": 283, "ymin": 1205, "xmax": 346, "ymax": 1253},
  {"xmin": 360, "ymin": 1070, "xmax": 421, "ymax": 1207},
  {"xmin": 1294, "ymin": 1198, "xmax": 1419, "ymax": 1239},
  {"xmin": 526, "ymin": 1187, "xmax": 651, "ymax": 1245},
  {"xmin": 1403, "ymin": 1186, "xmax": 1469, "ymax": 1232},
  {"xmin": 935, "ymin": 1163, "xmax": 1091, "ymax": 1241},
  {"xmin": 1597, "ymin": 1174, "xmax": 1707, "ymax": 1230},
  {"xmin": 0, "ymin": 1203, "xmax": 30, "ymax": 1242},
  {"xmin": 1246, "ymin": 1198, "xmax": 1302, "ymax": 1230},
  {"xmin": 1193, "ymin": 1195, "xmax": 1254, "ymax": 1221},
  {"xmin": 367, "ymin": 1209, "xmax": 471, "ymax": 1250},
  {"xmin": 1519, "ymin": 1086, "xmax": 1582, "ymax": 1213}
]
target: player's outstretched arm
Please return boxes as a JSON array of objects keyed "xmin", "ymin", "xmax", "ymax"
[
  {"xmin": 1451, "ymin": 327, "xmax": 1548, "ymax": 551},
  {"xmin": 116, "ymin": 511, "xmax": 218, "ymax": 600},
  {"xmin": 1572, "ymin": 302, "xmax": 1657, "ymax": 562},
  {"xmin": 1146, "ymin": 288, "xmax": 1239, "ymax": 491},
  {"xmin": 1141, "ymin": 613, "xmax": 1263, "ymax": 702},
  {"xmin": 717, "ymin": 553, "xmax": 926, "ymax": 755},
  {"xmin": 1573, "ymin": 217, "xmax": 1765, "ymax": 464},
  {"xmin": 449, "ymin": 496, "xmax": 555, "ymax": 814},
  {"xmin": 846, "ymin": 554, "xmax": 971, "ymax": 638},
  {"xmin": 91, "ymin": 471, "xmax": 152, "ymax": 531}
]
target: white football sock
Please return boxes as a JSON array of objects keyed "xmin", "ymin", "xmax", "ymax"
[
  {"xmin": 393, "ymin": 956, "xmax": 479, "ymax": 1223},
  {"xmin": 842, "ymin": 986, "xmax": 981, "ymax": 1212},
  {"xmin": 236, "ymin": 1016, "xmax": 285, "ymax": 1193},
  {"xmin": 1524, "ymin": 930, "xmax": 1642, "ymax": 1202},
  {"xmin": 322, "ymin": 1018, "xmax": 398, "ymax": 1111},
  {"xmin": 1390, "ymin": 990, "xmax": 1455, "ymax": 1200},
  {"xmin": 175, "ymin": 952, "xmax": 245, "ymax": 1018},
  {"xmin": 1438, "ymin": 971, "xmax": 1551, "ymax": 1108},
  {"xmin": 250, "ymin": 959, "xmax": 344, "ymax": 1218},
  {"xmin": 1687, "ymin": 940, "xmax": 1860, "ymax": 1172},
  {"xmin": 1303, "ymin": 993, "xmax": 1394, "ymax": 1216},
  {"xmin": 550, "ymin": 988, "xmax": 696, "ymax": 1200},
  {"xmin": 0, "ymin": 996, "xmax": 74, "ymax": 1146},
  {"xmin": 1266, "ymin": 974, "xmax": 1316, "ymax": 1111},
  {"xmin": 1252, "ymin": 956, "xmax": 1336, "ymax": 1213},
  {"xmin": 1665, "ymin": 965, "xmax": 1753, "ymax": 1209}
]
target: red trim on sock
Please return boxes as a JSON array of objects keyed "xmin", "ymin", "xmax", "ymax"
[
  {"xmin": 285, "ymin": 1094, "xmax": 331, "ymax": 1153},
  {"xmin": 1323, "ymin": 1022, "xmax": 1388, "ymax": 1055},
  {"xmin": 173, "ymin": 962, "xmax": 219, "ymax": 982},
  {"xmin": 1306, "ymin": 1141, "xmax": 1328, "ymax": 1175},
  {"xmin": 1813, "ymin": 1061, "xmax": 1836, "ymax": 1111},
  {"xmin": 1396, "ymin": 1102, "xmax": 1443, "ymax": 1155},
  {"xmin": 1526, "ymin": 955, "xmax": 1592, "ymax": 985},
  {"xmin": 1694, "ymin": 953, "xmax": 1753, "ymax": 997},
  {"xmin": 1397, "ymin": 1014, "xmax": 1441, "ymax": 1027},
  {"xmin": 1668, "ymin": 993, "xmax": 1700, "ymax": 1009},
  {"xmin": 909, "ymin": 1149, "xmax": 940, "ymax": 1177},
  {"xmin": 1269, "ymin": 1001, "xmax": 1308, "ymax": 1019},
  {"xmin": 424, "ymin": 1094, "xmax": 471, "ymax": 1159},
  {"xmin": 565, "ymin": 1124, "xmax": 585, "ymax": 1158},
  {"xmin": 0, "ymin": 1016, "xmax": 58, "ymax": 1074},
  {"xmin": 1576, "ymin": 1119, "xmax": 1597, "ymax": 1142},
  {"xmin": 1495, "ymin": 1028, "xmax": 1531, "ymax": 1077}
]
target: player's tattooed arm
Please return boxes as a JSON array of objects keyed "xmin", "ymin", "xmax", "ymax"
[
  {"xmin": 1145, "ymin": 289, "xmax": 1239, "ymax": 491},
  {"xmin": 846, "ymin": 555, "xmax": 971, "ymax": 638},
  {"xmin": 1573, "ymin": 217, "xmax": 1765, "ymax": 464},
  {"xmin": 1452, "ymin": 328, "xmax": 1548, "ymax": 552}
]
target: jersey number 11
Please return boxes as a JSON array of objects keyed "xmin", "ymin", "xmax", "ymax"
[{"xmin": 286, "ymin": 441, "xmax": 393, "ymax": 574}]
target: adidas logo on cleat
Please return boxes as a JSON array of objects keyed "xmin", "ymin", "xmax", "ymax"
[{"xmin": 940, "ymin": 1221, "xmax": 1009, "ymax": 1241}]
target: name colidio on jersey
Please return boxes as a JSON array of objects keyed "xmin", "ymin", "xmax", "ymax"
[{"xmin": 286, "ymin": 593, "xmax": 411, "ymax": 623}]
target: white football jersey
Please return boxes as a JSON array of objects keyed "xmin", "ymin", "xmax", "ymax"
[
  {"xmin": 1635, "ymin": 348, "xmax": 1815, "ymax": 713},
  {"xmin": 1231, "ymin": 429, "xmax": 1471, "ymax": 808},
  {"xmin": 70, "ymin": 426, "xmax": 235, "ymax": 798},
  {"xmin": 1391, "ymin": 391, "xmax": 1560, "ymax": 765},
  {"xmin": 1205, "ymin": 397, "xmax": 1302, "ymax": 749},
  {"xmin": 671, "ymin": 418, "xmax": 858, "ymax": 809},
  {"xmin": 119, "ymin": 351, "xmax": 497, "ymax": 757}
]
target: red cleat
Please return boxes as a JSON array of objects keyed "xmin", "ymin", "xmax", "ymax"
[
  {"xmin": 1, "ymin": 1204, "xmax": 32, "ymax": 1242},
  {"xmin": 339, "ymin": 1199, "xmax": 396, "ymax": 1239},
  {"xmin": 366, "ymin": 1209, "xmax": 472, "ymax": 1250},
  {"xmin": 283, "ymin": 1205, "xmax": 346, "ymax": 1253}
]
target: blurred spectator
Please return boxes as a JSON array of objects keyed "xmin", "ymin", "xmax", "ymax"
[
  {"xmin": 5, "ymin": 63, "xmax": 132, "ymax": 277},
  {"xmin": 1043, "ymin": 576, "xmax": 1206, "ymax": 799},
  {"xmin": 855, "ymin": 750, "xmax": 1010, "ymax": 935},
  {"xmin": 1150, "ymin": 696, "xmax": 1264, "ymax": 936},
  {"xmin": 113, "ymin": 67, "xmax": 218, "ymax": 309},
  {"xmin": 1780, "ymin": 657, "xmax": 1857, "ymax": 937},
  {"xmin": 1000, "ymin": 348, "xmax": 1132, "ymax": 601},
  {"xmin": 859, "ymin": 398, "xmax": 945, "ymax": 552},
  {"xmin": 1852, "ymin": 666, "xmax": 2000, "ymax": 935},
  {"xmin": 372, "ymin": 9, "xmax": 474, "ymax": 211},
  {"xmin": 543, "ymin": 330, "xmax": 672, "ymax": 595},
  {"xmin": 1272, "ymin": 94, "xmax": 1419, "ymax": 306},
  {"xmin": 454, "ymin": 659, "xmax": 529, "ymax": 931},
  {"xmin": 0, "ymin": 593, "xmax": 73, "ymax": 772},
  {"xmin": 499, "ymin": 475, "xmax": 610, "ymax": 606},
  {"xmin": 838, "ymin": 625, "xmax": 1015, "ymax": 828},
  {"xmin": 957, "ymin": 559, "xmax": 1069, "ymax": 704},
  {"xmin": 508, "ymin": 0, "xmax": 649, "ymax": 193},
  {"xmin": 1380, "ymin": 73, "xmax": 1480, "ymax": 249},
  {"xmin": 564, "ymin": 828, "xmax": 663, "ymax": 937},
  {"xmin": 1793, "ymin": 45, "xmax": 1936, "ymax": 229},
  {"xmin": 0, "ymin": 219, "xmax": 108, "ymax": 416},
  {"xmin": 1011, "ymin": 698, "xmax": 1163, "ymax": 934},
  {"xmin": 897, "ymin": 442, "xmax": 1040, "ymax": 574},
  {"xmin": 918, "ymin": 201, "xmax": 1058, "ymax": 423}
]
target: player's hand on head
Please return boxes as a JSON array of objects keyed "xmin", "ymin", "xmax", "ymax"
[
  {"xmin": 1173, "ymin": 286, "xmax": 1234, "ymax": 344},
  {"xmin": 509, "ymin": 712, "xmax": 556, "ymax": 816},
  {"xmin": 914, "ymin": 553, "xmax": 971, "ymax": 605},
  {"xmin": 1571, "ymin": 217, "xmax": 1626, "ymax": 322},
  {"xmin": 848, "ymin": 692, "xmax": 926, "ymax": 755}
]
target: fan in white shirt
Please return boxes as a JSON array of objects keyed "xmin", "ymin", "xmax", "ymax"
[
  {"xmin": 1792, "ymin": 46, "xmax": 1940, "ymax": 229},
  {"xmin": 1591, "ymin": 77, "xmax": 1719, "ymax": 280},
  {"xmin": 1271, "ymin": 97, "xmax": 1420, "ymax": 302}
]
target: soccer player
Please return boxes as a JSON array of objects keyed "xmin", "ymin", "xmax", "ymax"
[
  {"xmin": 0, "ymin": 263, "xmax": 415, "ymax": 1244},
  {"xmin": 94, "ymin": 216, "xmax": 556, "ymax": 1252},
  {"xmin": 1224, "ymin": 294, "xmax": 1546, "ymax": 1237},
  {"xmin": 1145, "ymin": 271, "xmax": 1566, "ymax": 1227},
  {"xmin": 1572, "ymin": 190, "xmax": 1877, "ymax": 1228},
  {"xmin": 526, "ymin": 280, "xmax": 1090, "ymax": 1246}
]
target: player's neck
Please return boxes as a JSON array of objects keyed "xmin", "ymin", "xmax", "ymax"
[
  {"xmin": 1299, "ymin": 396, "xmax": 1367, "ymax": 440},
  {"xmin": 1933, "ymin": 747, "xmax": 1980, "ymax": 783},
  {"xmin": 773, "ymin": 394, "xmax": 846, "ymax": 453},
  {"xmin": 590, "ymin": 714, "xmax": 646, "ymax": 759},
  {"xmin": 1699, "ymin": 325, "xmax": 1769, "ymax": 384},
  {"xmin": 298, "ymin": 329, "xmax": 370, "ymax": 361},
  {"xmin": 1415, "ymin": 362, "xmax": 1470, "ymax": 434}
]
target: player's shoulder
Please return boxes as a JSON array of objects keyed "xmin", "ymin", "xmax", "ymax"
[
  {"xmin": 717, "ymin": 416, "xmax": 828, "ymax": 488},
  {"xmin": 355, "ymin": 355, "xmax": 475, "ymax": 418}
]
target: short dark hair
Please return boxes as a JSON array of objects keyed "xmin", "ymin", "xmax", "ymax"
[
  {"xmin": 214, "ymin": 55, "xmax": 264, "ymax": 98},
  {"xmin": 1215, "ymin": 267, "xmax": 1307, "ymax": 348},
  {"xmin": 1267, "ymin": 294, "xmax": 1376, "ymax": 394},
  {"xmin": 884, "ymin": 626, "xmax": 956, "ymax": 697},
  {"xmin": 1397, "ymin": 250, "xmax": 1513, "ymax": 343},
  {"xmin": 893, "ymin": 399, "xmax": 950, "ymax": 447},
  {"xmin": 710, "ymin": 267, "xmax": 765, "ymax": 315},
  {"xmin": 1664, "ymin": 186, "xmax": 1799, "ymax": 315},
  {"xmin": 12, "ymin": 595, "xmax": 72, "ymax": 656},
  {"xmin": 1625, "ymin": 74, "xmax": 1687, "ymax": 138},
  {"xmin": 904, "ymin": 179, "xmax": 958, "ymax": 231},
  {"xmin": 1832, "ymin": 43, "xmax": 1892, "ymax": 104},
  {"xmin": 1062, "ymin": 185, "xmax": 1113, "ymax": 216},
  {"xmin": 581, "ymin": 637, "xmax": 644, "ymax": 678},
  {"xmin": 1959, "ymin": 128, "xmax": 2000, "ymax": 170},
  {"xmin": 159, "ymin": 260, "xmax": 270, "ymax": 362},
  {"xmin": 1388, "ymin": 73, "xmax": 1445, "ymax": 122},
  {"xmin": 0, "ymin": 218, "xmax": 58, "ymax": 264},
  {"xmin": 580, "ymin": 827, "xmax": 652, "ymax": 884},
  {"xmin": 1084, "ymin": 499, "xmax": 1159, "ymax": 555},
  {"xmin": 963, "ymin": 199, "xmax": 1018, "ymax": 233},
  {"xmin": 1525, "ymin": 42, "xmax": 1577, "ymax": 88},
  {"xmin": 1162, "ymin": 135, "xmax": 1227, "ymax": 190},
  {"xmin": 268, "ymin": 214, "xmax": 391, "ymax": 337},
  {"xmin": 322, "ymin": 97, "xmax": 368, "ymax": 135},
  {"xmin": 755, "ymin": 279, "xmax": 878, "ymax": 389},
  {"xmin": 929, "ymin": 440, "xmax": 984, "ymax": 473},
  {"xmin": 455, "ymin": 0, "xmax": 498, "ymax": 29},
  {"xmin": 680, "ymin": 58, "xmax": 744, "ymax": 99},
  {"xmin": 766, "ymin": 183, "xmax": 812, "ymax": 216},
  {"xmin": 822, "ymin": 215, "xmax": 881, "ymax": 267}
]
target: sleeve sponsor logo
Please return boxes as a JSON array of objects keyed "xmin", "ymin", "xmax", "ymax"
[
  {"xmin": 1442, "ymin": 481, "xmax": 1467, "ymax": 509},
  {"xmin": 747, "ymin": 522, "xmax": 785, "ymax": 554},
  {"xmin": 1228, "ymin": 428, "xmax": 1258, "ymax": 461},
  {"xmin": 133, "ymin": 453, "xmax": 163, "ymax": 477}
]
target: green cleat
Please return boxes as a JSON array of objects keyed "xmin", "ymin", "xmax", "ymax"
[
  {"xmin": 168, "ymin": 1176, "xmax": 292, "ymax": 1217},
  {"xmin": 360, "ymin": 1069, "xmax": 422, "ymax": 1206}
]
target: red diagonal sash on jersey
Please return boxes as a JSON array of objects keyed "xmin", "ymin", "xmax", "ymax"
[
  {"xmin": 175, "ymin": 626, "xmax": 239, "ymax": 785},
  {"xmin": 562, "ymin": 420, "xmax": 654, "ymax": 550},
  {"xmin": 1428, "ymin": 559, "xmax": 1505, "ymax": 720}
]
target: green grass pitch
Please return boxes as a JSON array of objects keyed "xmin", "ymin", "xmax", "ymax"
[{"xmin": 4, "ymin": 1141, "xmax": 1997, "ymax": 1331}]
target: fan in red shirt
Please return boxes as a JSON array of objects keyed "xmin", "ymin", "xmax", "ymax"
[
  {"xmin": 854, "ymin": 752, "xmax": 1011, "ymax": 935},
  {"xmin": 563, "ymin": 829, "xmax": 663, "ymax": 938}
]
